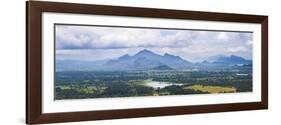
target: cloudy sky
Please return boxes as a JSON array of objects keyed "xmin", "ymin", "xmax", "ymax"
[{"xmin": 56, "ymin": 25, "xmax": 253, "ymax": 62}]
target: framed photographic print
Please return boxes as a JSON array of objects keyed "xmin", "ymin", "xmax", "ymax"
[{"xmin": 26, "ymin": 1, "xmax": 268, "ymax": 124}]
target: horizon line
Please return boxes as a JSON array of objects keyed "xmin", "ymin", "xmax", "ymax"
[{"xmin": 56, "ymin": 49, "xmax": 252, "ymax": 63}]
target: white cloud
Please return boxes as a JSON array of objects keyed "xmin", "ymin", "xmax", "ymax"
[
  {"xmin": 227, "ymin": 46, "xmax": 247, "ymax": 52},
  {"xmin": 56, "ymin": 25, "xmax": 253, "ymax": 61},
  {"xmin": 246, "ymin": 40, "xmax": 253, "ymax": 46},
  {"xmin": 217, "ymin": 32, "xmax": 229, "ymax": 41},
  {"xmin": 56, "ymin": 25, "xmax": 196, "ymax": 49}
]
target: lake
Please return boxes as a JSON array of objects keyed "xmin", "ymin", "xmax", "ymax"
[{"xmin": 145, "ymin": 81, "xmax": 184, "ymax": 89}]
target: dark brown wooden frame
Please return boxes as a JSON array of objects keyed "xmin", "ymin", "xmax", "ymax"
[{"xmin": 26, "ymin": 1, "xmax": 268, "ymax": 124}]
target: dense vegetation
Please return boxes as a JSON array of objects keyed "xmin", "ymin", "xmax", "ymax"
[{"xmin": 55, "ymin": 65, "xmax": 252, "ymax": 100}]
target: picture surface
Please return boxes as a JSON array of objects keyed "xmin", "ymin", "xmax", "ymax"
[{"xmin": 55, "ymin": 24, "xmax": 253, "ymax": 100}]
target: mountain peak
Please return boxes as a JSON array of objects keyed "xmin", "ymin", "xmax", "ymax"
[
  {"xmin": 164, "ymin": 53, "xmax": 173, "ymax": 56},
  {"xmin": 118, "ymin": 54, "xmax": 130, "ymax": 60},
  {"xmin": 222, "ymin": 55, "xmax": 244, "ymax": 60},
  {"xmin": 138, "ymin": 49, "xmax": 153, "ymax": 53},
  {"xmin": 164, "ymin": 53, "xmax": 181, "ymax": 58},
  {"xmin": 202, "ymin": 60, "xmax": 210, "ymax": 64},
  {"xmin": 135, "ymin": 49, "xmax": 157, "ymax": 56},
  {"xmin": 230, "ymin": 55, "xmax": 238, "ymax": 58}
]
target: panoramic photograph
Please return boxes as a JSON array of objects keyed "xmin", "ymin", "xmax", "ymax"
[{"xmin": 55, "ymin": 24, "xmax": 253, "ymax": 100}]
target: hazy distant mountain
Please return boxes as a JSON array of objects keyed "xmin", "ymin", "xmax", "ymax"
[
  {"xmin": 152, "ymin": 65, "xmax": 173, "ymax": 70},
  {"xmin": 213, "ymin": 55, "xmax": 252, "ymax": 65},
  {"xmin": 56, "ymin": 50, "xmax": 252, "ymax": 71},
  {"xmin": 201, "ymin": 60, "xmax": 211, "ymax": 64},
  {"xmin": 206, "ymin": 55, "xmax": 225, "ymax": 62},
  {"xmin": 56, "ymin": 60, "xmax": 107, "ymax": 71},
  {"xmin": 104, "ymin": 49, "xmax": 191, "ymax": 70}
]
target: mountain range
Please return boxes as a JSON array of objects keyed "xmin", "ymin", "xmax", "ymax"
[{"xmin": 56, "ymin": 49, "xmax": 252, "ymax": 71}]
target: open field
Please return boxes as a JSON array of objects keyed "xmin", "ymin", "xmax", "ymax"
[{"xmin": 184, "ymin": 85, "xmax": 236, "ymax": 93}]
